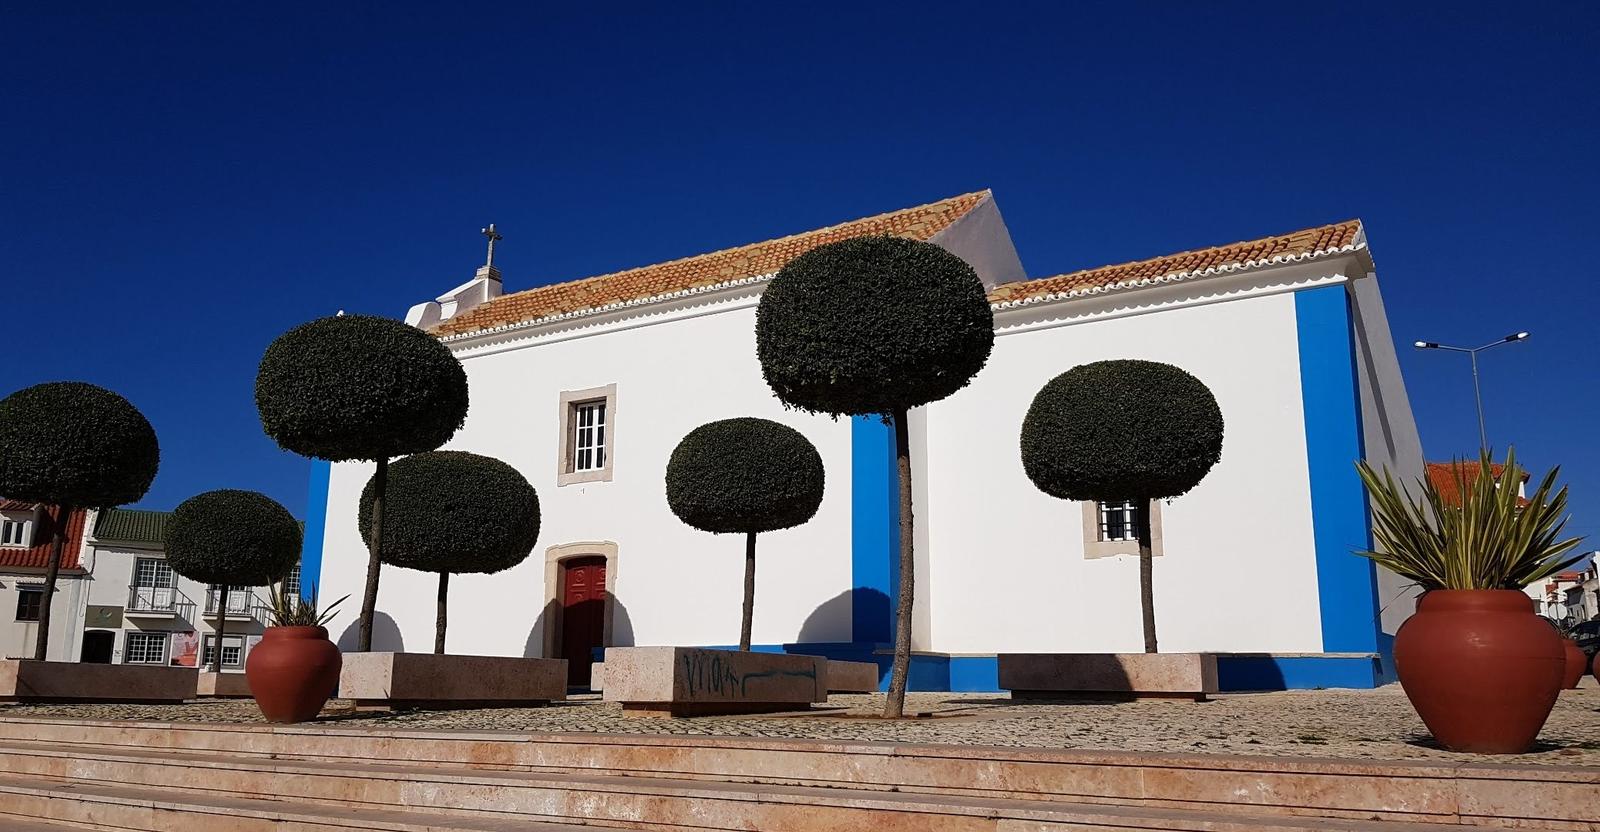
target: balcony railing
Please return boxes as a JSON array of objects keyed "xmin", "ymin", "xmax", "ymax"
[
  {"xmin": 126, "ymin": 584, "xmax": 194, "ymax": 618},
  {"xmin": 204, "ymin": 588, "xmax": 269, "ymax": 626}
]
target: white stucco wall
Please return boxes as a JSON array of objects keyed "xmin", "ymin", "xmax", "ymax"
[
  {"xmin": 918, "ymin": 282, "xmax": 1327, "ymax": 655},
  {"xmin": 318, "ymin": 290, "xmax": 856, "ymax": 657},
  {"xmin": 0, "ymin": 573, "xmax": 85, "ymax": 661}
]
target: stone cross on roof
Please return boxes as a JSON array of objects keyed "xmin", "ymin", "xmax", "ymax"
[{"xmin": 482, "ymin": 223, "xmax": 503, "ymax": 269}]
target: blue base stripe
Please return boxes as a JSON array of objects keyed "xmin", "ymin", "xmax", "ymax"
[{"xmin": 691, "ymin": 644, "xmax": 1388, "ymax": 692}]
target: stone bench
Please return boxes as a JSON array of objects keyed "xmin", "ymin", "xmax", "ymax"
[
  {"xmin": 0, "ymin": 659, "xmax": 198, "ymax": 704},
  {"xmin": 998, "ymin": 653, "xmax": 1218, "ymax": 701},
  {"xmin": 602, "ymin": 647, "xmax": 825, "ymax": 717},
  {"xmin": 195, "ymin": 671, "xmax": 252, "ymax": 698},
  {"xmin": 824, "ymin": 659, "xmax": 879, "ymax": 693},
  {"xmin": 339, "ymin": 653, "xmax": 567, "ymax": 711}
]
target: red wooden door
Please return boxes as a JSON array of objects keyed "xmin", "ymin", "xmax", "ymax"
[{"xmin": 560, "ymin": 557, "xmax": 607, "ymax": 687}]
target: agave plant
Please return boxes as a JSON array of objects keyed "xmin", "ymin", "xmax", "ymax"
[
  {"xmin": 1355, "ymin": 449, "xmax": 1584, "ymax": 590},
  {"xmin": 265, "ymin": 584, "xmax": 348, "ymax": 628}
]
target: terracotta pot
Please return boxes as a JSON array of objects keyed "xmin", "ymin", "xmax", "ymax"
[
  {"xmin": 1395, "ymin": 590, "xmax": 1564, "ymax": 754},
  {"xmin": 245, "ymin": 626, "xmax": 341, "ymax": 723},
  {"xmin": 1561, "ymin": 639, "xmax": 1586, "ymax": 689}
]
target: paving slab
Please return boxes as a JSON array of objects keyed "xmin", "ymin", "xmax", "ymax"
[{"xmin": 2, "ymin": 685, "xmax": 1598, "ymax": 766}]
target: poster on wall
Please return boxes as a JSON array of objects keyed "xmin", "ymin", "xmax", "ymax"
[{"xmin": 169, "ymin": 631, "xmax": 198, "ymax": 667}]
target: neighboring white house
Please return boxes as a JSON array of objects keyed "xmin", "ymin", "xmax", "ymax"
[
  {"xmin": 308, "ymin": 190, "xmax": 1426, "ymax": 691},
  {"xmin": 1, "ymin": 505, "xmax": 299, "ymax": 671},
  {"xmin": 0, "ymin": 501, "xmax": 90, "ymax": 662}
]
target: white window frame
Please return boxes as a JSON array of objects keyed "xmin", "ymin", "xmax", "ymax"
[
  {"xmin": 556, "ymin": 384, "xmax": 617, "ymax": 486},
  {"xmin": 1080, "ymin": 499, "xmax": 1164, "ymax": 560},
  {"xmin": 282, "ymin": 563, "xmax": 302, "ymax": 599},
  {"xmin": 123, "ymin": 632, "xmax": 169, "ymax": 665},
  {"xmin": 201, "ymin": 634, "xmax": 246, "ymax": 669},
  {"xmin": 0, "ymin": 510, "xmax": 35, "ymax": 548}
]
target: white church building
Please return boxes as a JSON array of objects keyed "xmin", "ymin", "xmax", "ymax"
[{"xmin": 305, "ymin": 190, "xmax": 1424, "ymax": 692}]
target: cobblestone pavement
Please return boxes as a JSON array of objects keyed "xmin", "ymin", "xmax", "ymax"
[{"xmin": 5, "ymin": 684, "xmax": 1597, "ymax": 765}]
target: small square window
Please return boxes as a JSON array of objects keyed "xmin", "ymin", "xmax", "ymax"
[
  {"xmin": 557, "ymin": 385, "xmax": 617, "ymax": 486},
  {"xmin": 202, "ymin": 634, "xmax": 245, "ymax": 668},
  {"xmin": 1081, "ymin": 499, "xmax": 1163, "ymax": 560},
  {"xmin": 124, "ymin": 632, "xmax": 169, "ymax": 664},
  {"xmin": 0, "ymin": 513, "xmax": 34, "ymax": 548},
  {"xmin": 15, "ymin": 588, "xmax": 42, "ymax": 622}
]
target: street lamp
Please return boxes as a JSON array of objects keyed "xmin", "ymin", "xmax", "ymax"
[{"xmin": 1414, "ymin": 332, "xmax": 1529, "ymax": 450}]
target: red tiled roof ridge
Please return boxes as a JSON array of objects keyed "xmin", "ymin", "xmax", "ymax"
[
  {"xmin": 988, "ymin": 220, "xmax": 1365, "ymax": 307},
  {"xmin": 434, "ymin": 190, "xmax": 991, "ymax": 338}
]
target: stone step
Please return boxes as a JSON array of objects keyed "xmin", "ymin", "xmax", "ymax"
[
  {"xmin": 0, "ymin": 717, "xmax": 1589, "ymax": 829},
  {"xmin": 0, "ymin": 740, "xmax": 1473, "ymax": 832},
  {"xmin": 0, "ymin": 772, "xmax": 598, "ymax": 832}
]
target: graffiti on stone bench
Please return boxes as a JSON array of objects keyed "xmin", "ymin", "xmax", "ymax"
[{"xmin": 680, "ymin": 651, "xmax": 816, "ymax": 698}]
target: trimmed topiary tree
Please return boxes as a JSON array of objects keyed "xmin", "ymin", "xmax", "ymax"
[
  {"xmin": 756, "ymin": 235, "xmax": 993, "ymax": 716},
  {"xmin": 1020, "ymin": 360, "xmax": 1224, "ymax": 653},
  {"xmin": 256, "ymin": 314, "xmax": 469, "ymax": 652},
  {"xmin": 165, "ymin": 490, "xmax": 302, "ymax": 672},
  {"xmin": 666, "ymin": 418, "xmax": 825, "ymax": 651},
  {"xmin": 358, "ymin": 451, "xmax": 540, "ymax": 654},
  {"xmin": 0, "ymin": 382, "xmax": 160, "ymax": 660}
]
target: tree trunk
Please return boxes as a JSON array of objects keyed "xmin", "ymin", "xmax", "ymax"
[
  {"xmin": 739, "ymin": 532, "xmax": 756, "ymax": 651},
  {"xmin": 31, "ymin": 503, "xmax": 71, "ymax": 661},
  {"xmin": 884, "ymin": 408, "xmax": 915, "ymax": 718},
  {"xmin": 1137, "ymin": 498, "xmax": 1158, "ymax": 654},
  {"xmin": 356, "ymin": 456, "xmax": 388, "ymax": 653},
  {"xmin": 211, "ymin": 584, "xmax": 229, "ymax": 673},
  {"xmin": 435, "ymin": 571, "xmax": 449, "ymax": 654}
]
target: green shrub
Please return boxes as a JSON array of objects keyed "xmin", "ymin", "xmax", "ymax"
[
  {"xmin": 0, "ymin": 382, "xmax": 160, "ymax": 508},
  {"xmin": 357, "ymin": 451, "xmax": 541, "ymax": 575},
  {"xmin": 666, "ymin": 418, "xmax": 824, "ymax": 534},
  {"xmin": 1021, "ymin": 360, "xmax": 1224, "ymax": 502},
  {"xmin": 165, "ymin": 489, "xmax": 303, "ymax": 586},
  {"xmin": 255, "ymin": 314, "xmax": 469, "ymax": 462},
  {"xmin": 755, "ymin": 236, "xmax": 994, "ymax": 416},
  {"xmin": 0, "ymin": 381, "xmax": 160, "ymax": 660}
]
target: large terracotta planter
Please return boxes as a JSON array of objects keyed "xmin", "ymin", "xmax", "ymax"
[
  {"xmin": 1562, "ymin": 639, "xmax": 1587, "ymax": 689},
  {"xmin": 1394, "ymin": 590, "xmax": 1564, "ymax": 753},
  {"xmin": 245, "ymin": 626, "xmax": 341, "ymax": 723}
]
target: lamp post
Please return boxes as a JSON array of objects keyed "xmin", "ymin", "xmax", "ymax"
[{"xmin": 1414, "ymin": 332, "xmax": 1529, "ymax": 450}]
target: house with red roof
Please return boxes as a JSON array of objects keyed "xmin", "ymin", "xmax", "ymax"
[
  {"xmin": 0, "ymin": 501, "xmax": 90, "ymax": 661},
  {"xmin": 306, "ymin": 190, "xmax": 1425, "ymax": 691}
]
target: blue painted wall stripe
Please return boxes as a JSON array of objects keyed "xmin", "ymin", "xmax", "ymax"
[
  {"xmin": 850, "ymin": 415, "xmax": 898, "ymax": 644},
  {"xmin": 1295, "ymin": 285, "xmax": 1381, "ymax": 655},
  {"xmin": 299, "ymin": 459, "xmax": 331, "ymax": 601}
]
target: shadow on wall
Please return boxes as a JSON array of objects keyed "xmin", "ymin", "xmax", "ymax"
[
  {"xmin": 521, "ymin": 593, "xmax": 637, "ymax": 658},
  {"xmin": 335, "ymin": 611, "xmax": 405, "ymax": 653},
  {"xmin": 798, "ymin": 587, "xmax": 890, "ymax": 644}
]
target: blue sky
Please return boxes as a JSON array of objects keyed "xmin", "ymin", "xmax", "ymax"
[{"xmin": 2, "ymin": 3, "xmax": 1596, "ymax": 543}]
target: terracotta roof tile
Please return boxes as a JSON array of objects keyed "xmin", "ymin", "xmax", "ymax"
[
  {"xmin": 434, "ymin": 190, "xmax": 990, "ymax": 338},
  {"xmin": 987, "ymin": 220, "xmax": 1364, "ymax": 306},
  {"xmin": 0, "ymin": 503, "xmax": 88, "ymax": 571},
  {"xmin": 1425, "ymin": 461, "xmax": 1530, "ymax": 508}
]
